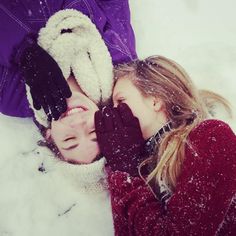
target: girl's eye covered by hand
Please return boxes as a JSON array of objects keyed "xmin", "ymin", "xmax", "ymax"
[{"xmin": 117, "ymin": 98, "xmax": 126, "ymax": 104}]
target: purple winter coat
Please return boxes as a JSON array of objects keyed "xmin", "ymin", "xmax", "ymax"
[{"xmin": 0, "ymin": 0, "xmax": 137, "ymax": 117}]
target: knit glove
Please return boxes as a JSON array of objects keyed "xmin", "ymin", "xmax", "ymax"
[
  {"xmin": 95, "ymin": 103, "xmax": 145, "ymax": 176},
  {"xmin": 19, "ymin": 42, "xmax": 72, "ymax": 121}
]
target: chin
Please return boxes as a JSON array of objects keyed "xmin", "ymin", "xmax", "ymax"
[{"xmin": 66, "ymin": 153, "xmax": 99, "ymax": 165}]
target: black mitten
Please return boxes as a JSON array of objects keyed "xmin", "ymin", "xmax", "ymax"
[{"xmin": 19, "ymin": 43, "xmax": 72, "ymax": 120}]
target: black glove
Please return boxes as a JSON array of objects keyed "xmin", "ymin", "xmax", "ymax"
[
  {"xmin": 95, "ymin": 103, "xmax": 146, "ymax": 176},
  {"xmin": 19, "ymin": 42, "xmax": 72, "ymax": 121}
]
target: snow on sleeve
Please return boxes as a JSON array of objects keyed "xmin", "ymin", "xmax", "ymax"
[{"xmin": 109, "ymin": 120, "xmax": 236, "ymax": 236}]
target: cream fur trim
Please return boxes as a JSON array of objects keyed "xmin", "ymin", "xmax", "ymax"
[
  {"xmin": 34, "ymin": 146, "xmax": 108, "ymax": 193},
  {"xmin": 28, "ymin": 9, "xmax": 114, "ymax": 127},
  {"xmin": 25, "ymin": 85, "xmax": 49, "ymax": 127},
  {"xmin": 38, "ymin": 9, "xmax": 113, "ymax": 103}
]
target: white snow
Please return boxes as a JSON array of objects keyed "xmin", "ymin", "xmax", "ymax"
[
  {"xmin": 129, "ymin": 0, "xmax": 236, "ymax": 130},
  {"xmin": 0, "ymin": 0, "xmax": 236, "ymax": 235}
]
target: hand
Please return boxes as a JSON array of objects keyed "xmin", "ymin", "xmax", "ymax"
[
  {"xmin": 95, "ymin": 103, "xmax": 145, "ymax": 176},
  {"xmin": 19, "ymin": 43, "xmax": 72, "ymax": 121}
]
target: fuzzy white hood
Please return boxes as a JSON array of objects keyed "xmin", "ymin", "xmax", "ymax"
[{"xmin": 27, "ymin": 9, "xmax": 113, "ymax": 127}]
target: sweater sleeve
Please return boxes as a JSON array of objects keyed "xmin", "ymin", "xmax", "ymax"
[{"xmin": 109, "ymin": 120, "xmax": 236, "ymax": 236}]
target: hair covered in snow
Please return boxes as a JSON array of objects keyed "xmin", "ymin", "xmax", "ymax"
[{"xmin": 114, "ymin": 55, "xmax": 231, "ymax": 192}]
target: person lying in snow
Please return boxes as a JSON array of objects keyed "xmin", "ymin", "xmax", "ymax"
[
  {"xmin": 94, "ymin": 55, "xmax": 236, "ymax": 235},
  {"xmin": 0, "ymin": 0, "xmax": 136, "ymax": 119},
  {"xmin": 0, "ymin": 7, "xmax": 143, "ymax": 236}
]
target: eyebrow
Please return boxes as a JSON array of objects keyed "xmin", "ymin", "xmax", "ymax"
[{"xmin": 62, "ymin": 144, "xmax": 79, "ymax": 151}]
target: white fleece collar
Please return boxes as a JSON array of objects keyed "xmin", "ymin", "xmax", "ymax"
[{"xmin": 32, "ymin": 146, "xmax": 108, "ymax": 193}]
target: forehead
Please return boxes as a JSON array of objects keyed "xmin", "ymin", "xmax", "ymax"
[{"xmin": 114, "ymin": 76, "xmax": 136, "ymax": 92}]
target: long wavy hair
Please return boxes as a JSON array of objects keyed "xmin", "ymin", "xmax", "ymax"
[{"xmin": 114, "ymin": 55, "xmax": 231, "ymax": 193}]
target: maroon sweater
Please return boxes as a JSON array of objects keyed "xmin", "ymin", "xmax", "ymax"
[{"xmin": 108, "ymin": 120, "xmax": 236, "ymax": 235}]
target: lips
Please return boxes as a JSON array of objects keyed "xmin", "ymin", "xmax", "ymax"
[{"xmin": 60, "ymin": 106, "xmax": 88, "ymax": 118}]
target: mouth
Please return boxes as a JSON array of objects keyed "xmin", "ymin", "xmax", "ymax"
[{"xmin": 61, "ymin": 106, "xmax": 88, "ymax": 118}]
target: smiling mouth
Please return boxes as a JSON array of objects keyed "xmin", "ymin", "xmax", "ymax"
[{"xmin": 61, "ymin": 106, "xmax": 88, "ymax": 118}]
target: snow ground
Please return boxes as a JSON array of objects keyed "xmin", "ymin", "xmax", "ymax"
[
  {"xmin": 0, "ymin": 0, "xmax": 236, "ymax": 235},
  {"xmin": 130, "ymin": 0, "xmax": 236, "ymax": 130}
]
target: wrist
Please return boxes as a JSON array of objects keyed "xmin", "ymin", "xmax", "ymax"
[{"xmin": 13, "ymin": 33, "xmax": 38, "ymax": 66}]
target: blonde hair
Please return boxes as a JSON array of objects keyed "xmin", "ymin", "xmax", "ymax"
[{"xmin": 114, "ymin": 55, "xmax": 231, "ymax": 193}]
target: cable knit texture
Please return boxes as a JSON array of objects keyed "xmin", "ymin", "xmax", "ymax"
[
  {"xmin": 34, "ymin": 146, "xmax": 108, "ymax": 193},
  {"xmin": 108, "ymin": 119, "xmax": 236, "ymax": 236}
]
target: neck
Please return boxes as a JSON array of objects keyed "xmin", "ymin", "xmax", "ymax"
[
  {"xmin": 144, "ymin": 111, "xmax": 168, "ymax": 139},
  {"xmin": 144, "ymin": 121, "xmax": 172, "ymax": 157}
]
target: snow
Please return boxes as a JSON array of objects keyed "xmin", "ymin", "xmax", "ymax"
[
  {"xmin": 129, "ymin": 0, "xmax": 236, "ymax": 131},
  {"xmin": 0, "ymin": 0, "xmax": 236, "ymax": 235}
]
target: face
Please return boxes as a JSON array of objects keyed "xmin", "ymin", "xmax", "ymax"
[
  {"xmin": 47, "ymin": 77, "xmax": 100, "ymax": 164},
  {"xmin": 113, "ymin": 76, "xmax": 167, "ymax": 139}
]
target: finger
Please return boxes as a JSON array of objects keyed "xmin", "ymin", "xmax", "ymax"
[
  {"xmin": 47, "ymin": 83, "xmax": 65, "ymax": 120},
  {"xmin": 54, "ymin": 89, "xmax": 68, "ymax": 116},
  {"xmin": 132, "ymin": 117, "xmax": 142, "ymax": 131},
  {"xmin": 56, "ymin": 76, "xmax": 72, "ymax": 98},
  {"xmin": 103, "ymin": 107, "xmax": 114, "ymax": 132},
  {"xmin": 47, "ymin": 113, "xmax": 52, "ymax": 122},
  {"xmin": 49, "ymin": 92, "xmax": 62, "ymax": 121},
  {"xmin": 40, "ymin": 95, "xmax": 50, "ymax": 119},
  {"xmin": 41, "ymin": 88, "xmax": 58, "ymax": 120},
  {"xmin": 57, "ymin": 96, "xmax": 68, "ymax": 115},
  {"xmin": 95, "ymin": 110, "xmax": 104, "ymax": 133},
  {"xmin": 63, "ymin": 84, "xmax": 72, "ymax": 98},
  {"xmin": 118, "ymin": 103, "xmax": 135, "ymax": 127},
  {"xmin": 30, "ymin": 90, "xmax": 41, "ymax": 110},
  {"xmin": 112, "ymin": 108, "xmax": 123, "ymax": 129}
]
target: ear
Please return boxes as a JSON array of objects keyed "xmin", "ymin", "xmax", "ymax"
[{"xmin": 153, "ymin": 97, "xmax": 164, "ymax": 112}]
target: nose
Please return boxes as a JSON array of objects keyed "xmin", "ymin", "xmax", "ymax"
[
  {"xmin": 61, "ymin": 114, "xmax": 87, "ymax": 130},
  {"xmin": 70, "ymin": 112, "xmax": 95, "ymax": 133},
  {"xmin": 70, "ymin": 116, "xmax": 87, "ymax": 129}
]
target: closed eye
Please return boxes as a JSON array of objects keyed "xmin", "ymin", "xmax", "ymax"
[
  {"xmin": 89, "ymin": 130, "xmax": 97, "ymax": 142},
  {"xmin": 117, "ymin": 98, "xmax": 126, "ymax": 104},
  {"xmin": 62, "ymin": 144, "xmax": 79, "ymax": 151},
  {"xmin": 62, "ymin": 137, "xmax": 78, "ymax": 150},
  {"xmin": 64, "ymin": 137, "xmax": 76, "ymax": 142}
]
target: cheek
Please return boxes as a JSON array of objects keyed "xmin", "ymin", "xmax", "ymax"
[
  {"xmin": 125, "ymin": 100, "xmax": 145, "ymax": 121},
  {"xmin": 50, "ymin": 122, "xmax": 66, "ymax": 139},
  {"xmin": 129, "ymin": 100, "xmax": 155, "ymax": 135},
  {"xmin": 50, "ymin": 130, "xmax": 63, "ymax": 149},
  {"xmin": 78, "ymin": 142, "xmax": 100, "ymax": 164},
  {"xmin": 62, "ymin": 141, "xmax": 100, "ymax": 164}
]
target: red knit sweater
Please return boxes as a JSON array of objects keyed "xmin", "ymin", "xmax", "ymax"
[{"xmin": 108, "ymin": 120, "xmax": 236, "ymax": 236}]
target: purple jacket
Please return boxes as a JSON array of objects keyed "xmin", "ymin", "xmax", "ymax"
[{"xmin": 0, "ymin": 0, "xmax": 137, "ymax": 117}]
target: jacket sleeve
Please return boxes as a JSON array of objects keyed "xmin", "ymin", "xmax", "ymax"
[
  {"xmin": 109, "ymin": 120, "xmax": 236, "ymax": 236},
  {"xmin": 0, "ymin": 0, "xmax": 79, "ymax": 117},
  {"xmin": 0, "ymin": 65, "xmax": 32, "ymax": 117},
  {"xmin": 0, "ymin": 2, "xmax": 30, "ymax": 67},
  {"xmin": 62, "ymin": 0, "xmax": 137, "ymax": 64},
  {"xmin": 96, "ymin": 0, "xmax": 137, "ymax": 64}
]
